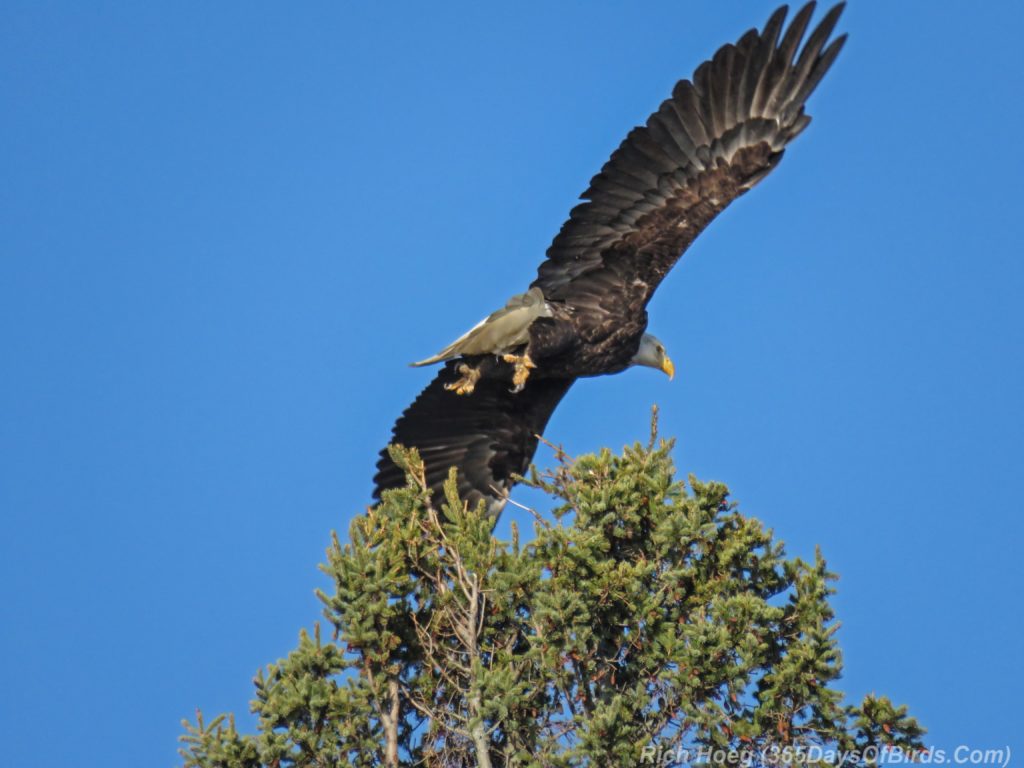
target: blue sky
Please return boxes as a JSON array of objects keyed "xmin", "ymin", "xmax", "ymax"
[{"xmin": 2, "ymin": 2, "xmax": 1022, "ymax": 765}]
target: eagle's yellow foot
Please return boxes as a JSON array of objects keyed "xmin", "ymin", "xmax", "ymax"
[
  {"xmin": 503, "ymin": 353, "xmax": 536, "ymax": 393},
  {"xmin": 444, "ymin": 363, "xmax": 482, "ymax": 396}
]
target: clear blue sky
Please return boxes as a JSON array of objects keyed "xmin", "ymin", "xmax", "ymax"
[{"xmin": 2, "ymin": 2, "xmax": 1021, "ymax": 765}]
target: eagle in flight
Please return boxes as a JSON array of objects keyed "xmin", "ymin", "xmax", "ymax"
[{"xmin": 374, "ymin": 2, "xmax": 847, "ymax": 516}]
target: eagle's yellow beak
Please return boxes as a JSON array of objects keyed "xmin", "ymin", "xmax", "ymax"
[{"xmin": 662, "ymin": 355, "xmax": 675, "ymax": 380}]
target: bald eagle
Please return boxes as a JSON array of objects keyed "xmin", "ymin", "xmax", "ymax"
[{"xmin": 374, "ymin": 2, "xmax": 847, "ymax": 516}]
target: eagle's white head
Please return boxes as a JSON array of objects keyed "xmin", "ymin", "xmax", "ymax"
[{"xmin": 631, "ymin": 333, "xmax": 675, "ymax": 379}]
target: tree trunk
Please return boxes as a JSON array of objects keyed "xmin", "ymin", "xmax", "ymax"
[{"xmin": 384, "ymin": 676, "xmax": 400, "ymax": 767}]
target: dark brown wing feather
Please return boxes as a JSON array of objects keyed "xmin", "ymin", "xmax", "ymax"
[
  {"xmin": 532, "ymin": 2, "xmax": 846, "ymax": 306},
  {"xmin": 373, "ymin": 362, "xmax": 574, "ymax": 516}
]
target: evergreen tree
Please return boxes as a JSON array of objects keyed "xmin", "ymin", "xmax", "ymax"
[{"xmin": 180, "ymin": 414, "xmax": 923, "ymax": 767}]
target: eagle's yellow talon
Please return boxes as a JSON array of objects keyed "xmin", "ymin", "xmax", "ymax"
[
  {"xmin": 444, "ymin": 363, "xmax": 481, "ymax": 396},
  {"xmin": 504, "ymin": 353, "xmax": 535, "ymax": 393}
]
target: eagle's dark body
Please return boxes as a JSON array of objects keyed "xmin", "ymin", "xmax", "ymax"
[
  {"xmin": 373, "ymin": 3, "xmax": 847, "ymax": 516},
  {"xmin": 526, "ymin": 306, "xmax": 649, "ymax": 380}
]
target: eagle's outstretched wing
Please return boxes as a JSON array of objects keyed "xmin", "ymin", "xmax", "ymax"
[
  {"xmin": 373, "ymin": 363, "xmax": 574, "ymax": 515},
  {"xmin": 532, "ymin": 2, "xmax": 846, "ymax": 307}
]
